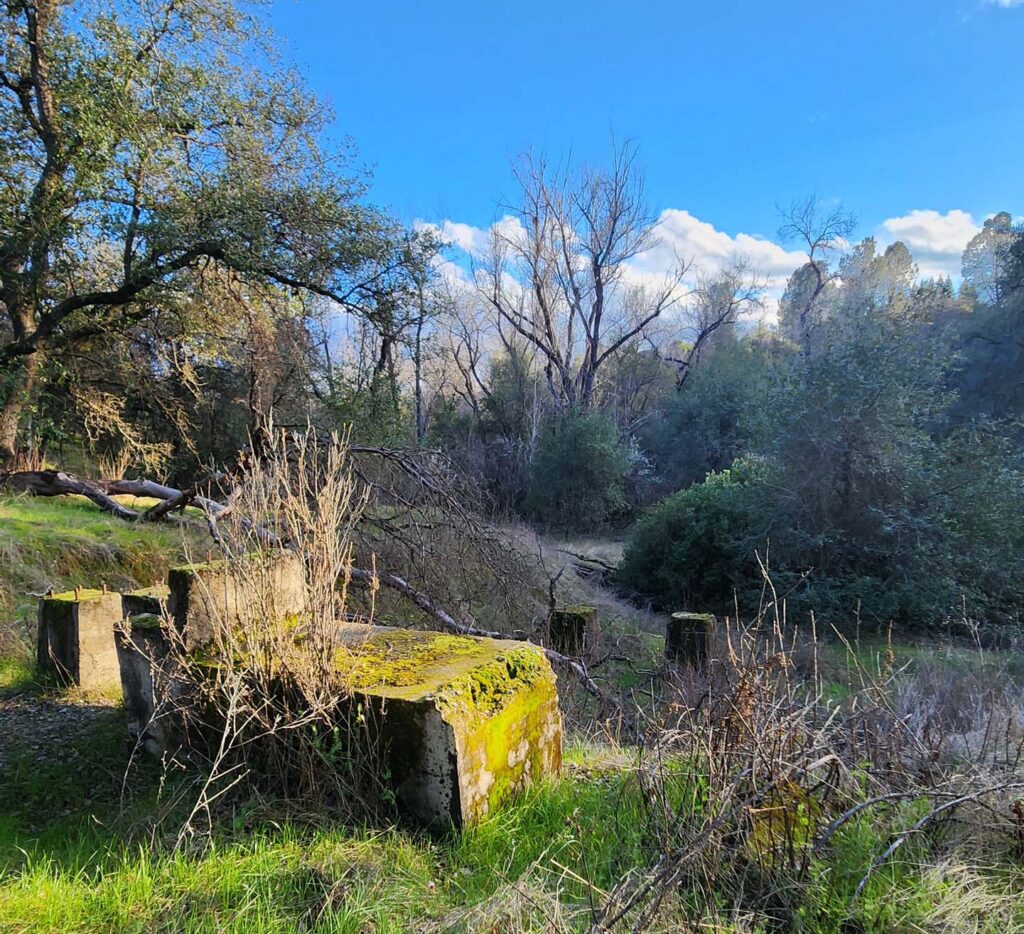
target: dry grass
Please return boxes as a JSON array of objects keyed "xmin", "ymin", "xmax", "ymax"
[
  {"xmin": 129, "ymin": 426, "xmax": 396, "ymax": 843},
  {"xmin": 584, "ymin": 587, "xmax": 1024, "ymax": 931}
]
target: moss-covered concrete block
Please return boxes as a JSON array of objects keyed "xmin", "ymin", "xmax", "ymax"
[
  {"xmin": 122, "ymin": 585, "xmax": 169, "ymax": 618},
  {"xmin": 547, "ymin": 605, "xmax": 599, "ymax": 657},
  {"xmin": 334, "ymin": 624, "xmax": 563, "ymax": 830},
  {"xmin": 167, "ymin": 552, "xmax": 306, "ymax": 645},
  {"xmin": 37, "ymin": 589, "xmax": 123, "ymax": 688},
  {"xmin": 666, "ymin": 612, "xmax": 716, "ymax": 669}
]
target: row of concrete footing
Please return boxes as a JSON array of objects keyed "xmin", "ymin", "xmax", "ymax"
[{"xmin": 35, "ymin": 554, "xmax": 563, "ymax": 830}]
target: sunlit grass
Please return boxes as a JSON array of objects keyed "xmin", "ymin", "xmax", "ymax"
[{"xmin": 0, "ymin": 494, "xmax": 201, "ymax": 653}]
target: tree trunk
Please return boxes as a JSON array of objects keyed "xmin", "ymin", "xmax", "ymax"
[
  {"xmin": 414, "ymin": 311, "xmax": 425, "ymax": 443},
  {"xmin": 0, "ymin": 353, "xmax": 41, "ymax": 464}
]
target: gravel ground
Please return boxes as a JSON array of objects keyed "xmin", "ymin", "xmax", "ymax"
[{"xmin": 0, "ymin": 692, "xmax": 123, "ymax": 771}]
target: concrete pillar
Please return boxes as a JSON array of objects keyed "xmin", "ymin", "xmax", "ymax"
[
  {"xmin": 336, "ymin": 624, "xmax": 563, "ymax": 830},
  {"xmin": 666, "ymin": 612, "xmax": 716, "ymax": 669},
  {"xmin": 167, "ymin": 551, "xmax": 306, "ymax": 646},
  {"xmin": 547, "ymin": 605, "xmax": 599, "ymax": 657},
  {"xmin": 121, "ymin": 585, "xmax": 169, "ymax": 618},
  {"xmin": 37, "ymin": 588, "xmax": 123, "ymax": 689}
]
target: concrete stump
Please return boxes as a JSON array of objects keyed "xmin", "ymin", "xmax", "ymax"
[
  {"xmin": 666, "ymin": 612, "xmax": 716, "ymax": 669},
  {"xmin": 334, "ymin": 624, "xmax": 563, "ymax": 830},
  {"xmin": 167, "ymin": 552, "xmax": 306, "ymax": 645},
  {"xmin": 547, "ymin": 605, "xmax": 599, "ymax": 657},
  {"xmin": 115, "ymin": 613, "xmax": 185, "ymax": 755},
  {"xmin": 122, "ymin": 585, "xmax": 169, "ymax": 618},
  {"xmin": 37, "ymin": 589, "xmax": 123, "ymax": 689}
]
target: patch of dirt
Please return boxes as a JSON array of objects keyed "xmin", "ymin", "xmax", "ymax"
[{"xmin": 0, "ymin": 692, "xmax": 122, "ymax": 770}]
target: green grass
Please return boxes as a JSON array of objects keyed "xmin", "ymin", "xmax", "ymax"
[
  {"xmin": 3, "ymin": 721, "xmax": 1022, "ymax": 932},
  {"xmin": 0, "ymin": 494, "xmax": 200, "ymax": 657},
  {"xmin": 0, "ymin": 655, "xmax": 34, "ymax": 692},
  {"xmin": 0, "ymin": 716, "xmax": 669, "ymax": 932}
]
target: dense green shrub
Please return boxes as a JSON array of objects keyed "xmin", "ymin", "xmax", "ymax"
[
  {"xmin": 524, "ymin": 410, "xmax": 631, "ymax": 531},
  {"xmin": 640, "ymin": 334, "xmax": 782, "ymax": 494},
  {"xmin": 620, "ymin": 423, "xmax": 1024, "ymax": 628},
  {"xmin": 615, "ymin": 458, "xmax": 774, "ymax": 612}
]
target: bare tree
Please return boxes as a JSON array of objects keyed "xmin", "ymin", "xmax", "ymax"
[
  {"xmin": 665, "ymin": 257, "xmax": 766, "ymax": 390},
  {"xmin": 777, "ymin": 196, "xmax": 856, "ymax": 361},
  {"xmin": 480, "ymin": 141, "xmax": 688, "ymax": 410}
]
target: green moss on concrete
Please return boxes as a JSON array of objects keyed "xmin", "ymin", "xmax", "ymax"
[
  {"xmin": 434, "ymin": 645, "xmax": 549, "ymax": 719},
  {"xmin": 332, "ymin": 624, "xmax": 562, "ymax": 824},
  {"xmin": 555, "ymin": 604, "xmax": 596, "ymax": 615},
  {"xmin": 333, "ymin": 628, "xmax": 493, "ymax": 695},
  {"xmin": 170, "ymin": 551, "xmax": 288, "ymax": 575},
  {"xmin": 126, "ymin": 613, "xmax": 163, "ymax": 630},
  {"xmin": 46, "ymin": 588, "xmax": 110, "ymax": 603},
  {"xmin": 441, "ymin": 646, "xmax": 559, "ymax": 817},
  {"xmin": 125, "ymin": 585, "xmax": 169, "ymax": 599}
]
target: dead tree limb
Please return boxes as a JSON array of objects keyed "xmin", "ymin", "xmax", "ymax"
[{"xmin": 1, "ymin": 469, "xmax": 140, "ymax": 520}]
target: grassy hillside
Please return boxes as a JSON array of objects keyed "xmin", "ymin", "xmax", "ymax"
[{"xmin": 0, "ymin": 494, "xmax": 198, "ymax": 685}]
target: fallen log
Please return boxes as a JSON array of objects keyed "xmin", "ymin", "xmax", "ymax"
[
  {"xmin": 98, "ymin": 476, "xmax": 229, "ymax": 518},
  {"xmin": 555, "ymin": 547, "xmax": 619, "ymax": 582},
  {"xmin": 2, "ymin": 469, "xmax": 140, "ymax": 521}
]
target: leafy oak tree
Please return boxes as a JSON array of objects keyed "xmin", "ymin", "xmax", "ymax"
[{"xmin": 0, "ymin": 0, "xmax": 405, "ymax": 462}]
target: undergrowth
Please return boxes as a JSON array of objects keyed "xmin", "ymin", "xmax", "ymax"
[{"xmin": 3, "ymin": 493, "xmax": 1024, "ymax": 930}]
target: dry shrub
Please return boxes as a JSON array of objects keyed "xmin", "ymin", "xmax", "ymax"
[
  {"xmin": 589, "ymin": 582, "xmax": 1024, "ymax": 931},
  {"xmin": 426, "ymin": 870, "xmax": 578, "ymax": 933},
  {"xmin": 160, "ymin": 426, "xmax": 390, "ymax": 840}
]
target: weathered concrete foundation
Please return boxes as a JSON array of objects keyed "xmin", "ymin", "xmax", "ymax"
[
  {"xmin": 547, "ymin": 605, "xmax": 599, "ymax": 657},
  {"xmin": 335, "ymin": 624, "xmax": 563, "ymax": 830},
  {"xmin": 108, "ymin": 553, "xmax": 563, "ymax": 830},
  {"xmin": 37, "ymin": 589, "xmax": 123, "ymax": 689},
  {"xmin": 121, "ymin": 585, "xmax": 169, "ymax": 618},
  {"xmin": 666, "ymin": 612, "xmax": 716, "ymax": 669},
  {"xmin": 167, "ymin": 552, "xmax": 306, "ymax": 645}
]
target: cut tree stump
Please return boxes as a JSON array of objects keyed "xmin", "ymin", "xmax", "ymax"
[
  {"xmin": 666, "ymin": 612, "xmax": 716, "ymax": 669},
  {"xmin": 37, "ymin": 589, "xmax": 123, "ymax": 689},
  {"xmin": 547, "ymin": 605, "xmax": 599, "ymax": 657}
]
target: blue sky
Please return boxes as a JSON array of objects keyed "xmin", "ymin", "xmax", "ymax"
[{"xmin": 268, "ymin": 0, "xmax": 1023, "ymax": 287}]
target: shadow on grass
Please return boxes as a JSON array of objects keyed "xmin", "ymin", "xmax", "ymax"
[{"xmin": 0, "ymin": 686, "xmax": 170, "ymax": 874}]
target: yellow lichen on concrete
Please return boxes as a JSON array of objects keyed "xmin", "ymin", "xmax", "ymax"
[{"xmin": 331, "ymin": 623, "xmax": 563, "ymax": 828}]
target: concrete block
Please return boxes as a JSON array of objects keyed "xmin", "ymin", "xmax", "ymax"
[
  {"xmin": 114, "ymin": 613, "xmax": 179, "ymax": 755},
  {"xmin": 547, "ymin": 605, "xmax": 599, "ymax": 657},
  {"xmin": 666, "ymin": 612, "xmax": 716, "ymax": 669},
  {"xmin": 121, "ymin": 585, "xmax": 169, "ymax": 618},
  {"xmin": 334, "ymin": 624, "xmax": 563, "ymax": 830},
  {"xmin": 37, "ymin": 589, "xmax": 123, "ymax": 689},
  {"xmin": 167, "ymin": 551, "xmax": 306, "ymax": 645}
]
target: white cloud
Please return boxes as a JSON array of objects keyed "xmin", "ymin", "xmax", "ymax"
[
  {"xmin": 424, "ymin": 209, "xmax": 807, "ymax": 323},
  {"xmin": 631, "ymin": 209, "xmax": 807, "ymax": 303},
  {"xmin": 985, "ymin": 0, "xmax": 1024, "ymax": 8},
  {"xmin": 875, "ymin": 209, "xmax": 979, "ymax": 279},
  {"xmin": 429, "ymin": 216, "xmax": 527, "ymax": 257},
  {"xmin": 424, "ymin": 206, "xmax": 987, "ymax": 324}
]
